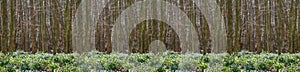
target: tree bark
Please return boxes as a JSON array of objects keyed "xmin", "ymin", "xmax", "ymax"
[
  {"xmin": 1, "ymin": 0, "xmax": 8, "ymax": 53},
  {"xmin": 234, "ymin": 0, "xmax": 242, "ymax": 52},
  {"xmin": 225, "ymin": 0, "xmax": 233, "ymax": 53},
  {"xmin": 10, "ymin": 0, "xmax": 17, "ymax": 52},
  {"xmin": 255, "ymin": 0, "xmax": 262, "ymax": 53}
]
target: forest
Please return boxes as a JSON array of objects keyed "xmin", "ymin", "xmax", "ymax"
[
  {"xmin": 0, "ymin": 0, "xmax": 300, "ymax": 71},
  {"xmin": 0, "ymin": 0, "xmax": 299, "ymax": 53}
]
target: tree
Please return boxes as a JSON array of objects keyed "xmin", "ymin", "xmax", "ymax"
[{"xmin": 1, "ymin": 0, "xmax": 8, "ymax": 53}]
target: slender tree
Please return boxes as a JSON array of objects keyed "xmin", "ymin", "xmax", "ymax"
[
  {"xmin": 289, "ymin": 0, "xmax": 297, "ymax": 53},
  {"xmin": 16, "ymin": 0, "xmax": 23, "ymax": 51},
  {"xmin": 9, "ymin": 0, "xmax": 17, "ymax": 52},
  {"xmin": 264, "ymin": 0, "xmax": 272, "ymax": 52},
  {"xmin": 234, "ymin": 0, "xmax": 242, "ymax": 52},
  {"xmin": 240, "ymin": 0, "xmax": 247, "ymax": 51},
  {"xmin": 30, "ymin": 0, "xmax": 37, "ymax": 53},
  {"xmin": 295, "ymin": 0, "xmax": 300, "ymax": 53},
  {"xmin": 225, "ymin": 0, "xmax": 233, "ymax": 53},
  {"xmin": 255, "ymin": 0, "xmax": 262, "ymax": 53},
  {"xmin": 249, "ymin": 0, "xmax": 255, "ymax": 52},
  {"xmin": 271, "ymin": 0, "xmax": 276, "ymax": 53},
  {"xmin": 275, "ymin": 0, "xmax": 284, "ymax": 53},
  {"xmin": 66, "ymin": 0, "xmax": 81, "ymax": 53},
  {"xmin": 38, "ymin": 0, "xmax": 46, "ymax": 52},
  {"xmin": 50, "ymin": 0, "xmax": 60, "ymax": 53},
  {"xmin": 1, "ymin": 0, "xmax": 8, "ymax": 53},
  {"xmin": 0, "ymin": 0, "xmax": 3, "ymax": 52},
  {"xmin": 64, "ymin": 0, "xmax": 72, "ymax": 53},
  {"xmin": 24, "ymin": 0, "xmax": 30, "ymax": 52},
  {"xmin": 45, "ymin": 0, "xmax": 51, "ymax": 53},
  {"xmin": 294, "ymin": 0, "xmax": 299, "ymax": 53}
]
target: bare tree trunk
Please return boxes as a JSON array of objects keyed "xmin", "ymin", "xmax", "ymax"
[
  {"xmin": 270, "ymin": 0, "xmax": 277, "ymax": 53},
  {"xmin": 0, "ymin": 0, "xmax": 2, "ymax": 52},
  {"xmin": 225, "ymin": 0, "xmax": 233, "ymax": 53},
  {"xmin": 38, "ymin": 0, "xmax": 46, "ymax": 52},
  {"xmin": 10, "ymin": 0, "xmax": 17, "ymax": 52},
  {"xmin": 45, "ymin": 0, "xmax": 53, "ymax": 52},
  {"xmin": 243, "ymin": 0, "xmax": 251, "ymax": 52},
  {"xmin": 234, "ymin": 0, "xmax": 242, "ymax": 52},
  {"xmin": 16, "ymin": 0, "xmax": 22, "ymax": 51},
  {"xmin": 255, "ymin": 0, "xmax": 262, "ymax": 53},
  {"xmin": 30, "ymin": 0, "xmax": 37, "ymax": 53},
  {"xmin": 263, "ymin": 0, "xmax": 272, "ymax": 52},
  {"xmin": 275, "ymin": 0, "xmax": 284, "ymax": 53},
  {"xmin": 24, "ymin": 0, "xmax": 31, "ymax": 52},
  {"xmin": 289, "ymin": 0, "xmax": 297, "ymax": 53},
  {"xmin": 51, "ymin": 0, "xmax": 60, "ymax": 53},
  {"xmin": 249, "ymin": 1, "xmax": 255, "ymax": 52},
  {"xmin": 1, "ymin": 0, "xmax": 8, "ymax": 53},
  {"xmin": 297, "ymin": 0, "xmax": 300, "ymax": 53},
  {"xmin": 0, "ymin": 1, "xmax": 2, "ymax": 52},
  {"xmin": 64, "ymin": 0, "xmax": 72, "ymax": 53}
]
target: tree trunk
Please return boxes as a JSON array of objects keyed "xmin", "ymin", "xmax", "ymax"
[
  {"xmin": 225, "ymin": 0, "xmax": 233, "ymax": 53},
  {"xmin": 10, "ymin": 0, "xmax": 17, "ymax": 52},
  {"xmin": 1, "ymin": 0, "xmax": 8, "ymax": 53},
  {"xmin": 30, "ymin": 0, "xmax": 37, "ymax": 53},
  {"xmin": 255, "ymin": 0, "xmax": 262, "ymax": 53},
  {"xmin": 234, "ymin": 0, "xmax": 242, "ymax": 52}
]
